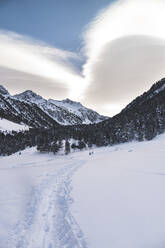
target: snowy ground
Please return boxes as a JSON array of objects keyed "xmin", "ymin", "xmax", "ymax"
[
  {"xmin": 71, "ymin": 134, "xmax": 165, "ymax": 248},
  {"xmin": 0, "ymin": 118, "xmax": 29, "ymax": 132},
  {"xmin": 0, "ymin": 149, "xmax": 87, "ymax": 248},
  {"xmin": 1, "ymin": 134, "xmax": 165, "ymax": 247}
]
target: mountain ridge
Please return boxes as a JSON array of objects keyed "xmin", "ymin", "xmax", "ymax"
[
  {"xmin": 122, "ymin": 78, "xmax": 165, "ymax": 112},
  {"xmin": 1, "ymin": 77, "xmax": 165, "ymax": 155},
  {"xmin": 96, "ymin": 77, "xmax": 165, "ymax": 143},
  {"xmin": 0, "ymin": 85, "xmax": 108, "ymax": 128}
]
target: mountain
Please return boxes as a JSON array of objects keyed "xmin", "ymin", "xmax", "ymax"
[
  {"xmin": 0, "ymin": 85, "xmax": 9, "ymax": 95},
  {"xmin": 0, "ymin": 88, "xmax": 60, "ymax": 128},
  {"xmin": 96, "ymin": 78, "xmax": 165, "ymax": 144},
  {"xmin": 0, "ymin": 86, "xmax": 107, "ymax": 129},
  {"xmin": 14, "ymin": 90, "xmax": 107, "ymax": 125},
  {"xmin": 35, "ymin": 77, "xmax": 165, "ymax": 150},
  {"xmin": 1, "ymin": 78, "xmax": 165, "ymax": 155},
  {"xmin": 123, "ymin": 78, "xmax": 165, "ymax": 112},
  {"xmin": 14, "ymin": 90, "xmax": 43, "ymax": 102}
]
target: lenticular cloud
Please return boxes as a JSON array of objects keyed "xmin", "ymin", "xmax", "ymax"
[
  {"xmin": 1, "ymin": 0, "xmax": 165, "ymax": 116},
  {"xmin": 82, "ymin": 0, "xmax": 165, "ymax": 115}
]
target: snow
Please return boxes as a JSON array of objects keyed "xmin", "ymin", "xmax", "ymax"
[
  {"xmin": 0, "ymin": 148, "xmax": 87, "ymax": 248},
  {"xmin": 71, "ymin": 134, "xmax": 165, "ymax": 248},
  {"xmin": 49, "ymin": 99, "xmax": 84, "ymax": 117},
  {"xmin": 13, "ymin": 90, "xmax": 106, "ymax": 125},
  {"xmin": 1, "ymin": 134, "xmax": 165, "ymax": 247},
  {"xmin": 14, "ymin": 90, "xmax": 44, "ymax": 104},
  {"xmin": 48, "ymin": 98, "xmax": 103, "ymax": 125},
  {"xmin": 0, "ymin": 118, "xmax": 29, "ymax": 132}
]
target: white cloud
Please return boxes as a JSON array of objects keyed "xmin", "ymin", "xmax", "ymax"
[
  {"xmin": 0, "ymin": 67, "xmax": 69, "ymax": 100},
  {"xmin": 2, "ymin": 0, "xmax": 165, "ymax": 116},
  {"xmin": 82, "ymin": 0, "xmax": 165, "ymax": 115},
  {"xmin": 0, "ymin": 30, "xmax": 86, "ymax": 100},
  {"xmin": 83, "ymin": 0, "xmax": 165, "ymax": 65}
]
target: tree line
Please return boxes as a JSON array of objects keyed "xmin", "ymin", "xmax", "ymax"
[{"xmin": 1, "ymin": 82, "xmax": 165, "ymax": 156}]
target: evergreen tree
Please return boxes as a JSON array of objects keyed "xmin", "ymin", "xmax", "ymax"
[{"xmin": 65, "ymin": 140, "xmax": 70, "ymax": 155}]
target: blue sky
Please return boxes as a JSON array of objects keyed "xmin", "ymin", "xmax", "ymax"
[
  {"xmin": 0, "ymin": 0, "xmax": 165, "ymax": 116},
  {"xmin": 0, "ymin": 0, "xmax": 113, "ymax": 51}
]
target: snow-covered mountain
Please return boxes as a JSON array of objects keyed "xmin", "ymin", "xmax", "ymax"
[
  {"xmin": 14, "ymin": 90, "xmax": 43, "ymax": 103},
  {"xmin": 0, "ymin": 85, "xmax": 9, "ymax": 96},
  {"xmin": 96, "ymin": 78, "xmax": 165, "ymax": 144},
  {"xmin": 123, "ymin": 78, "xmax": 165, "ymax": 111},
  {"xmin": 0, "ymin": 86, "xmax": 107, "ymax": 128},
  {"xmin": 14, "ymin": 90, "xmax": 107, "ymax": 125},
  {"xmin": 1, "ymin": 78, "xmax": 165, "ymax": 155},
  {"xmin": 0, "ymin": 88, "xmax": 58, "ymax": 129}
]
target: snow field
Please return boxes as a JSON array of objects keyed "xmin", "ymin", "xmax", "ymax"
[
  {"xmin": 1, "ymin": 133, "xmax": 165, "ymax": 247},
  {"xmin": 71, "ymin": 134, "xmax": 165, "ymax": 248},
  {"xmin": 0, "ymin": 149, "xmax": 87, "ymax": 248},
  {"xmin": 0, "ymin": 118, "xmax": 29, "ymax": 132}
]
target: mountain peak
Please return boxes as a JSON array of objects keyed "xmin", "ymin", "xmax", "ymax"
[
  {"xmin": 14, "ymin": 90, "xmax": 44, "ymax": 102},
  {"xmin": 0, "ymin": 85, "xmax": 9, "ymax": 95},
  {"xmin": 0, "ymin": 85, "xmax": 107, "ymax": 126},
  {"xmin": 62, "ymin": 98, "xmax": 82, "ymax": 107}
]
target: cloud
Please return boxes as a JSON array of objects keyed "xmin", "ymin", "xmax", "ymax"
[
  {"xmin": 83, "ymin": 35, "xmax": 165, "ymax": 114},
  {"xmin": 2, "ymin": 0, "xmax": 165, "ymax": 116},
  {"xmin": 82, "ymin": 0, "xmax": 165, "ymax": 116},
  {"xmin": 0, "ymin": 67, "xmax": 69, "ymax": 100},
  {"xmin": 0, "ymin": 30, "xmax": 86, "ymax": 100}
]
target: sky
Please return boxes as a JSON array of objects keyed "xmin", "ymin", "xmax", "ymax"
[{"xmin": 1, "ymin": 0, "xmax": 165, "ymax": 116}]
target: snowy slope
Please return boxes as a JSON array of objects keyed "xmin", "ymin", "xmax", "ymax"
[
  {"xmin": 0, "ymin": 90, "xmax": 59, "ymax": 128},
  {"xmin": 0, "ymin": 148, "xmax": 87, "ymax": 248},
  {"xmin": 0, "ymin": 118, "xmax": 29, "ymax": 132},
  {"xmin": 48, "ymin": 98, "xmax": 106, "ymax": 125},
  {"xmin": 14, "ymin": 90, "xmax": 107, "ymax": 125},
  {"xmin": 0, "ymin": 85, "xmax": 107, "ymax": 128},
  {"xmin": 1, "ymin": 134, "xmax": 165, "ymax": 247},
  {"xmin": 71, "ymin": 134, "xmax": 165, "ymax": 248}
]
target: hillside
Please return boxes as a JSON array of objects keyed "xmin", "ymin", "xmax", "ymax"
[
  {"xmin": 14, "ymin": 90, "xmax": 107, "ymax": 125},
  {"xmin": 1, "ymin": 78, "xmax": 165, "ymax": 155}
]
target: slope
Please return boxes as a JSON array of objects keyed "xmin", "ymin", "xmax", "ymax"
[
  {"xmin": 92, "ymin": 78, "xmax": 165, "ymax": 145},
  {"xmin": 0, "ymin": 89, "xmax": 60, "ymax": 128},
  {"xmin": 71, "ymin": 133, "xmax": 165, "ymax": 248},
  {"xmin": 0, "ymin": 148, "xmax": 87, "ymax": 248},
  {"xmin": 14, "ymin": 90, "xmax": 107, "ymax": 125},
  {"xmin": 0, "ymin": 118, "xmax": 29, "ymax": 132},
  {"xmin": 1, "ymin": 132, "xmax": 165, "ymax": 247}
]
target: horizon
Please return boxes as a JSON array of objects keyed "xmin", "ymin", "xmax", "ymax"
[{"xmin": 1, "ymin": 0, "xmax": 165, "ymax": 116}]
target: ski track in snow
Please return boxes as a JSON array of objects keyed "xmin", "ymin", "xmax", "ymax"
[{"xmin": 7, "ymin": 158, "xmax": 87, "ymax": 248}]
